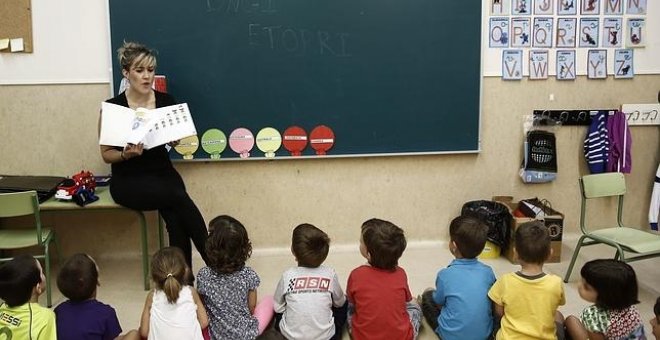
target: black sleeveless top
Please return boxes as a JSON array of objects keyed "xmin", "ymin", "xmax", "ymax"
[{"xmin": 105, "ymin": 91, "xmax": 176, "ymax": 177}]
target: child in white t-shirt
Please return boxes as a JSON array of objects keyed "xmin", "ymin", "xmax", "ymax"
[{"xmin": 274, "ymin": 223, "xmax": 347, "ymax": 340}]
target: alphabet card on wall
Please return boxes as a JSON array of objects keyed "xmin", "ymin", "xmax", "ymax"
[
  {"xmin": 626, "ymin": 0, "xmax": 647, "ymax": 14},
  {"xmin": 502, "ymin": 49, "xmax": 523, "ymax": 80},
  {"xmin": 603, "ymin": 0, "xmax": 623, "ymax": 14},
  {"xmin": 556, "ymin": 50, "xmax": 576, "ymax": 80},
  {"xmin": 587, "ymin": 49, "xmax": 608, "ymax": 79},
  {"xmin": 602, "ymin": 18, "xmax": 623, "ymax": 48},
  {"xmin": 581, "ymin": 0, "xmax": 600, "ymax": 14},
  {"xmin": 557, "ymin": 0, "xmax": 577, "ymax": 15},
  {"xmin": 490, "ymin": 0, "xmax": 511, "ymax": 15},
  {"xmin": 580, "ymin": 18, "xmax": 600, "ymax": 47},
  {"xmin": 512, "ymin": 0, "xmax": 532, "ymax": 15},
  {"xmin": 556, "ymin": 18, "xmax": 577, "ymax": 47},
  {"xmin": 490, "ymin": 18, "xmax": 510, "ymax": 47},
  {"xmin": 627, "ymin": 18, "xmax": 646, "ymax": 47},
  {"xmin": 511, "ymin": 18, "xmax": 532, "ymax": 47},
  {"xmin": 533, "ymin": 18, "xmax": 553, "ymax": 47},
  {"xmin": 614, "ymin": 49, "xmax": 634, "ymax": 78},
  {"xmin": 535, "ymin": 0, "xmax": 554, "ymax": 15},
  {"xmin": 529, "ymin": 50, "xmax": 549, "ymax": 79}
]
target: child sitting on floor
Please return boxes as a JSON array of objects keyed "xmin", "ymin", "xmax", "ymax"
[
  {"xmin": 273, "ymin": 223, "xmax": 347, "ymax": 340},
  {"xmin": 55, "ymin": 253, "xmax": 139, "ymax": 340},
  {"xmin": 421, "ymin": 215, "xmax": 497, "ymax": 340},
  {"xmin": 347, "ymin": 218, "xmax": 422, "ymax": 340},
  {"xmin": 488, "ymin": 221, "xmax": 566, "ymax": 340},
  {"xmin": 565, "ymin": 259, "xmax": 647, "ymax": 340},
  {"xmin": 139, "ymin": 247, "xmax": 208, "ymax": 340},
  {"xmin": 197, "ymin": 215, "xmax": 274, "ymax": 340},
  {"xmin": 0, "ymin": 255, "xmax": 56, "ymax": 340}
]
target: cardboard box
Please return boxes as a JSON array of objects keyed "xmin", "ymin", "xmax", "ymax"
[{"xmin": 492, "ymin": 196, "xmax": 563, "ymax": 263}]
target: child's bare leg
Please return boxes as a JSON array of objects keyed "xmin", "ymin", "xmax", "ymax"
[
  {"xmin": 565, "ymin": 315, "xmax": 588, "ymax": 340},
  {"xmin": 115, "ymin": 330, "xmax": 141, "ymax": 340}
]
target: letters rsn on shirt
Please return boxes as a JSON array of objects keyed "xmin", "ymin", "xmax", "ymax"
[{"xmin": 293, "ymin": 277, "xmax": 331, "ymax": 290}]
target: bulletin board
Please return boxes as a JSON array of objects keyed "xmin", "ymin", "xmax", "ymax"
[
  {"xmin": 109, "ymin": 0, "xmax": 483, "ymax": 159},
  {"xmin": 0, "ymin": 0, "xmax": 33, "ymax": 53}
]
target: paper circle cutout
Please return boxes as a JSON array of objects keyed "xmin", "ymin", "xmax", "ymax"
[
  {"xmin": 174, "ymin": 135, "xmax": 199, "ymax": 159},
  {"xmin": 282, "ymin": 126, "xmax": 308, "ymax": 156},
  {"xmin": 229, "ymin": 128, "xmax": 255, "ymax": 158},
  {"xmin": 201, "ymin": 129, "xmax": 227, "ymax": 159},
  {"xmin": 256, "ymin": 127, "xmax": 282, "ymax": 158},
  {"xmin": 309, "ymin": 125, "xmax": 335, "ymax": 155}
]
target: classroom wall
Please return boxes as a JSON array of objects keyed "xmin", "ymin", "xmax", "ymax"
[
  {"xmin": 0, "ymin": 0, "xmax": 658, "ymax": 258},
  {"xmin": 1, "ymin": 77, "xmax": 658, "ymax": 257}
]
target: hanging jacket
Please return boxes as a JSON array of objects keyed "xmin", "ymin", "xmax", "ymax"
[
  {"xmin": 650, "ymin": 164, "xmax": 660, "ymax": 231},
  {"xmin": 584, "ymin": 111, "xmax": 609, "ymax": 174},
  {"xmin": 606, "ymin": 111, "xmax": 632, "ymax": 173}
]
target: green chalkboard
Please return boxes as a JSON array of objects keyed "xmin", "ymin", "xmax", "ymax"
[{"xmin": 109, "ymin": 0, "xmax": 481, "ymax": 158}]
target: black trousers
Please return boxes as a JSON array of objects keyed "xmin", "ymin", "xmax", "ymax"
[{"xmin": 110, "ymin": 170, "xmax": 209, "ymax": 268}]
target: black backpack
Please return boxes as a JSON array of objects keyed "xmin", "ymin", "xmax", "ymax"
[{"xmin": 461, "ymin": 200, "xmax": 512, "ymax": 250}]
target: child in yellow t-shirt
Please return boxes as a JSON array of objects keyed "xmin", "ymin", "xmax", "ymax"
[
  {"xmin": 0, "ymin": 255, "xmax": 56, "ymax": 340},
  {"xmin": 488, "ymin": 221, "xmax": 566, "ymax": 340}
]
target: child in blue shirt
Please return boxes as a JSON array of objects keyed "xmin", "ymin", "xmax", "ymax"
[{"xmin": 421, "ymin": 215, "xmax": 497, "ymax": 340}]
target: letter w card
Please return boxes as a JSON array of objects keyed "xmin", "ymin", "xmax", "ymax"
[{"xmin": 529, "ymin": 50, "xmax": 549, "ymax": 79}]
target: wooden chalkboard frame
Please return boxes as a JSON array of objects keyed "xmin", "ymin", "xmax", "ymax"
[{"xmin": 109, "ymin": 0, "xmax": 482, "ymax": 160}]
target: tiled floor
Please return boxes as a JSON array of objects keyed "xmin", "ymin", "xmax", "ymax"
[{"xmin": 40, "ymin": 234, "xmax": 659, "ymax": 339}]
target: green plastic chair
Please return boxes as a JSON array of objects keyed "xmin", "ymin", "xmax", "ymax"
[
  {"xmin": 564, "ymin": 172, "xmax": 660, "ymax": 282},
  {"xmin": 0, "ymin": 190, "xmax": 60, "ymax": 307}
]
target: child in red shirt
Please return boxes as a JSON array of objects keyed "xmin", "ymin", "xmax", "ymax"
[{"xmin": 347, "ymin": 218, "xmax": 421, "ymax": 340}]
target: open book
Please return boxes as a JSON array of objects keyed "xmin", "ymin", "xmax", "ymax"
[{"xmin": 99, "ymin": 102, "xmax": 197, "ymax": 149}]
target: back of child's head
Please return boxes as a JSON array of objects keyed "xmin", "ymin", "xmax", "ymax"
[
  {"xmin": 57, "ymin": 253, "xmax": 99, "ymax": 302},
  {"xmin": 292, "ymin": 223, "xmax": 330, "ymax": 268},
  {"xmin": 0, "ymin": 255, "xmax": 41, "ymax": 307},
  {"xmin": 449, "ymin": 215, "xmax": 489, "ymax": 259},
  {"xmin": 207, "ymin": 215, "xmax": 252, "ymax": 274},
  {"xmin": 361, "ymin": 218, "xmax": 407, "ymax": 270},
  {"xmin": 655, "ymin": 296, "xmax": 660, "ymax": 317},
  {"xmin": 151, "ymin": 247, "xmax": 187, "ymax": 303},
  {"xmin": 514, "ymin": 221, "xmax": 550, "ymax": 264},
  {"xmin": 580, "ymin": 259, "xmax": 639, "ymax": 310}
]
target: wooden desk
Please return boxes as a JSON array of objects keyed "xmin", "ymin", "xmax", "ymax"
[{"xmin": 40, "ymin": 187, "xmax": 160, "ymax": 290}]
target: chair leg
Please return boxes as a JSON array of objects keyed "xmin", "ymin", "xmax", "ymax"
[
  {"xmin": 564, "ymin": 235, "xmax": 586, "ymax": 283},
  {"xmin": 44, "ymin": 243, "xmax": 52, "ymax": 308},
  {"xmin": 615, "ymin": 244, "xmax": 626, "ymax": 262}
]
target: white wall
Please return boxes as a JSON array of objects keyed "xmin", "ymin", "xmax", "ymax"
[
  {"xmin": 1, "ymin": 1, "xmax": 657, "ymax": 83},
  {"xmin": 0, "ymin": 0, "xmax": 110, "ymax": 84}
]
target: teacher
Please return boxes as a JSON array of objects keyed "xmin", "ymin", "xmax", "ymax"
[{"xmin": 99, "ymin": 41, "xmax": 209, "ymax": 269}]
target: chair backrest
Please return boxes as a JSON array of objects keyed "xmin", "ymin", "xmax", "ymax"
[
  {"xmin": 579, "ymin": 173, "xmax": 626, "ymax": 233},
  {"xmin": 0, "ymin": 190, "xmax": 43, "ymax": 243},
  {"xmin": 581, "ymin": 172, "xmax": 626, "ymax": 198}
]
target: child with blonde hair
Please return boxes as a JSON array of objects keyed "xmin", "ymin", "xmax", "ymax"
[
  {"xmin": 565, "ymin": 259, "xmax": 647, "ymax": 339},
  {"xmin": 139, "ymin": 247, "xmax": 208, "ymax": 340},
  {"xmin": 197, "ymin": 215, "xmax": 274, "ymax": 340}
]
